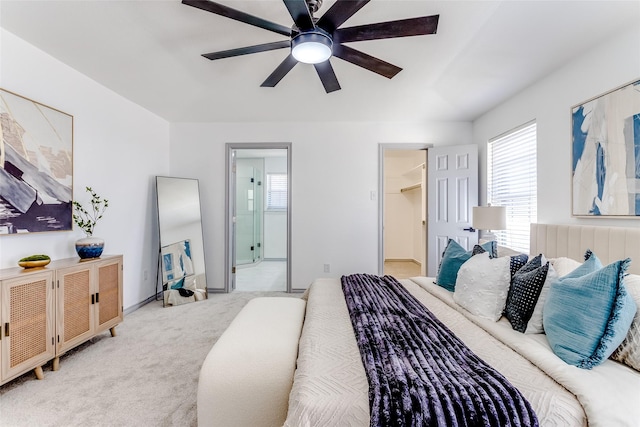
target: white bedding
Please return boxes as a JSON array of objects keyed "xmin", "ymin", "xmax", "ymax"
[
  {"xmin": 411, "ymin": 277, "xmax": 640, "ymax": 427},
  {"xmin": 284, "ymin": 278, "xmax": 370, "ymax": 426},
  {"xmin": 285, "ymin": 277, "xmax": 605, "ymax": 426}
]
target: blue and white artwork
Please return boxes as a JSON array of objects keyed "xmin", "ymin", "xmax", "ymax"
[
  {"xmin": 572, "ymin": 80, "xmax": 640, "ymax": 216},
  {"xmin": 161, "ymin": 239, "xmax": 195, "ymax": 284}
]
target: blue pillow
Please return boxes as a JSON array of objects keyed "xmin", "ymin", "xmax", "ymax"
[
  {"xmin": 559, "ymin": 249, "xmax": 602, "ymax": 278},
  {"xmin": 435, "ymin": 239, "xmax": 497, "ymax": 292},
  {"xmin": 543, "ymin": 256, "xmax": 636, "ymax": 369}
]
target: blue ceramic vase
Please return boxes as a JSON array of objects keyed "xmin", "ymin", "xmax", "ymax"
[{"xmin": 75, "ymin": 236, "xmax": 104, "ymax": 259}]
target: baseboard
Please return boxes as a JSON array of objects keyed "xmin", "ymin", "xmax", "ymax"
[{"xmin": 124, "ymin": 293, "xmax": 161, "ymax": 315}]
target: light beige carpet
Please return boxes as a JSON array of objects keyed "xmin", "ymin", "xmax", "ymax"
[{"xmin": 0, "ymin": 291, "xmax": 298, "ymax": 426}]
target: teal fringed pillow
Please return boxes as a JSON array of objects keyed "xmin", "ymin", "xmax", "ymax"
[
  {"xmin": 435, "ymin": 239, "xmax": 497, "ymax": 292},
  {"xmin": 543, "ymin": 252, "xmax": 637, "ymax": 369}
]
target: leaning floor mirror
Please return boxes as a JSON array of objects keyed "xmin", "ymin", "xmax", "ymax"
[{"xmin": 156, "ymin": 176, "xmax": 208, "ymax": 306}]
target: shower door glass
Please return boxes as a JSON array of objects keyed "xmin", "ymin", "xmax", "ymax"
[
  {"xmin": 235, "ymin": 162, "xmax": 262, "ymax": 265},
  {"xmin": 253, "ymin": 170, "xmax": 263, "ymax": 262}
]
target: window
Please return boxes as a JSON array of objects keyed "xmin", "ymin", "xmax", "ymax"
[
  {"xmin": 266, "ymin": 173, "xmax": 287, "ymax": 210},
  {"xmin": 487, "ymin": 122, "xmax": 537, "ymax": 253}
]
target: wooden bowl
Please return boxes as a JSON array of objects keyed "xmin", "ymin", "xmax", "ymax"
[{"xmin": 18, "ymin": 259, "xmax": 51, "ymax": 269}]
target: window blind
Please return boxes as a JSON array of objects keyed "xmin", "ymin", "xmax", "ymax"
[
  {"xmin": 488, "ymin": 122, "xmax": 537, "ymax": 253},
  {"xmin": 266, "ymin": 173, "xmax": 287, "ymax": 210}
]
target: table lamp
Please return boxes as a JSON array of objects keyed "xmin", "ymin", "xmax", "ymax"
[{"xmin": 472, "ymin": 205, "xmax": 506, "ymax": 241}]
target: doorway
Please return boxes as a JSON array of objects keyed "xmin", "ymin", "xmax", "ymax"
[
  {"xmin": 379, "ymin": 143, "xmax": 479, "ymax": 279},
  {"xmin": 380, "ymin": 146, "xmax": 429, "ymax": 278},
  {"xmin": 225, "ymin": 143, "xmax": 291, "ymax": 292}
]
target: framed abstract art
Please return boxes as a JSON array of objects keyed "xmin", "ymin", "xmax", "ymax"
[
  {"xmin": 161, "ymin": 239, "xmax": 194, "ymax": 286},
  {"xmin": 572, "ymin": 79, "xmax": 640, "ymax": 217},
  {"xmin": 0, "ymin": 89, "xmax": 73, "ymax": 233}
]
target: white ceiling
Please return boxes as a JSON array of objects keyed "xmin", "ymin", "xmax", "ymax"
[{"xmin": 1, "ymin": 1, "xmax": 638, "ymax": 123}]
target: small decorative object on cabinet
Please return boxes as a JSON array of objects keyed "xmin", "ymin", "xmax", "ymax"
[
  {"xmin": 18, "ymin": 254, "xmax": 51, "ymax": 269},
  {"xmin": 74, "ymin": 237, "xmax": 105, "ymax": 260},
  {"xmin": 73, "ymin": 186, "xmax": 109, "ymax": 259},
  {"xmin": 0, "ymin": 255, "xmax": 123, "ymax": 385}
]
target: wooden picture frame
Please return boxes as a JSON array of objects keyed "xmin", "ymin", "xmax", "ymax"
[
  {"xmin": 571, "ymin": 79, "xmax": 640, "ymax": 217},
  {"xmin": 0, "ymin": 89, "xmax": 73, "ymax": 233}
]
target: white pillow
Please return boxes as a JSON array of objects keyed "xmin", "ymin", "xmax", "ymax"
[
  {"xmin": 497, "ymin": 244, "xmax": 525, "ymax": 258},
  {"xmin": 453, "ymin": 252, "xmax": 511, "ymax": 321},
  {"xmin": 550, "ymin": 257, "xmax": 582, "ymax": 277},
  {"xmin": 524, "ymin": 258, "xmax": 558, "ymax": 334}
]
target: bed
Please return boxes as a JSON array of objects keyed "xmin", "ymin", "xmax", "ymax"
[
  {"xmin": 198, "ymin": 224, "xmax": 640, "ymax": 426},
  {"xmin": 284, "ymin": 224, "xmax": 640, "ymax": 426}
]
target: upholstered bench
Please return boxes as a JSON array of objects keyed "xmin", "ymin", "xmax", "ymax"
[{"xmin": 197, "ymin": 297, "xmax": 306, "ymax": 427}]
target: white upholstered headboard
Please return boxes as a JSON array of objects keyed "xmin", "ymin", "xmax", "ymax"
[{"xmin": 530, "ymin": 224, "xmax": 640, "ymax": 275}]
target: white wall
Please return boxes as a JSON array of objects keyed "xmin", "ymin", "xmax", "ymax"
[
  {"xmin": 170, "ymin": 121, "xmax": 471, "ymax": 290},
  {"xmin": 0, "ymin": 29, "xmax": 171, "ymax": 309},
  {"xmin": 473, "ymin": 26, "xmax": 640, "ymax": 228}
]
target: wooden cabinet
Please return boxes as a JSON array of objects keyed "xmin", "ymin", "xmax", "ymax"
[
  {"xmin": 0, "ymin": 269, "xmax": 55, "ymax": 385},
  {"xmin": 55, "ymin": 256, "xmax": 123, "ymax": 362},
  {"xmin": 0, "ymin": 255, "xmax": 123, "ymax": 385}
]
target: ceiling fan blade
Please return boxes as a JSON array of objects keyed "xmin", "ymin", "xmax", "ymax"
[
  {"xmin": 182, "ymin": 0, "xmax": 292, "ymax": 37},
  {"xmin": 203, "ymin": 41, "xmax": 290, "ymax": 60},
  {"xmin": 261, "ymin": 55, "xmax": 298, "ymax": 87},
  {"xmin": 332, "ymin": 44, "xmax": 401, "ymax": 79},
  {"xmin": 316, "ymin": 0, "xmax": 370, "ymax": 34},
  {"xmin": 314, "ymin": 61, "xmax": 341, "ymax": 93},
  {"xmin": 283, "ymin": 0, "xmax": 314, "ymax": 31},
  {"xmin": 335, "ymin": 15, "xmax": 439, "ymax": 43}
]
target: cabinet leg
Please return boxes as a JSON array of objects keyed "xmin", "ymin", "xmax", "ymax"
[
  {"xmin": 110, "ymin": 326, "xmax": 117, "ymax": 337},
  {"xmin": 34, "ymin": 366, "xmax": 44, "ymax": 380},
  {"xmin": 53, "ymin": 357, "xmax": 60, "ymax": 371}
]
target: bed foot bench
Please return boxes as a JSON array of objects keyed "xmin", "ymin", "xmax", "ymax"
[{"xmin": 197, "ymin": 297, "xmax": 306, "ymax": 427}]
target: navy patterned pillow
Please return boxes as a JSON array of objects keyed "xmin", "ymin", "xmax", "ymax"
[
  {"xmin": 504, "ymin": 257, "xmax": 549, "ymax": 333},
  {"xmin": 471, "ymin": 245, "xmax": 487, "ymax": 256},
  {"xmin": 509, "ymin": 254, "xmax": 529, "ymax": 279}
]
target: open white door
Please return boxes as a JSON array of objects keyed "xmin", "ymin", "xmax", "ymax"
[{"xmin": 427, "ymin": 144, "xmax": 478, "ymax": 276}]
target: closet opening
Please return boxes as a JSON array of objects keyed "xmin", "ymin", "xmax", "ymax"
[
  {"xmin": 379, "ymin": 145, "xmax": 429, "ymax": 278},
  {"xmin": 379, "ymin": 144, "xmax": 480, "ymax": 279}
]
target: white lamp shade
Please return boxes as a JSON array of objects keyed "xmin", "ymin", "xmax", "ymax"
[{"xmin": 472, "ymin": 206, "xmax": 506, "ymax": 230}]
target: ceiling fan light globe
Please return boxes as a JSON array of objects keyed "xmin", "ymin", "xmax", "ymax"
[{"xmin": 291, "ymin": 32, "xmax": 332, "ymax": 64}]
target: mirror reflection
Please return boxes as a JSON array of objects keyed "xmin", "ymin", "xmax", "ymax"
[{"xmin": 156, "ymin": 176, "xmax": 207, "ymax": 306}]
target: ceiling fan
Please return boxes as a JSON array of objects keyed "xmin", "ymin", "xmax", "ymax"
[{"xmin": 182, "ymin": 0, "xmax": 439, "ymax": 93}]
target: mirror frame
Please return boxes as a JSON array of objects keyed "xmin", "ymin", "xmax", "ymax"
[{"xmin": 156, "ymin": 176, "xmax": 207, "ymax": 306}]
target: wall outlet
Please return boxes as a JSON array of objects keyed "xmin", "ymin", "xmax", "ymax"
[
  {"xmin": 143, "ymin": 270, "xmax": 148, "ymax": 281},
  {"xmin": 323, "ymin": 264, "xmax": 331, "ymax": 273}
]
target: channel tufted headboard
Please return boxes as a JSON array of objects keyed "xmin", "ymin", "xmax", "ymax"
[{"xmin": 530, "ymin": 223, "xmax": 640, "ymax": 275}]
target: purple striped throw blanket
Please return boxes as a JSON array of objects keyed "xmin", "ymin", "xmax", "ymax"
[{"xmin": 341, "ymin": 273, "xmax": 538, "ymax": 427}]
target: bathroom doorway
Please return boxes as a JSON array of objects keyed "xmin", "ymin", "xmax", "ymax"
[{"xmin": 226, "ymin": 143, "xmax": 291, "ymax": 292}]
